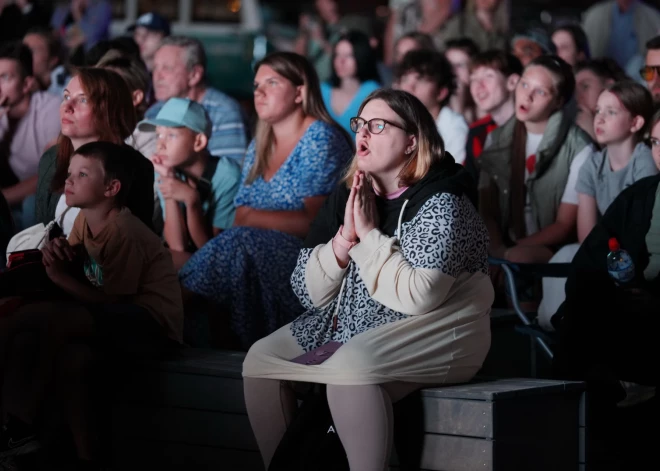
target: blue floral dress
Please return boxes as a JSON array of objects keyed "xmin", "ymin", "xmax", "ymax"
[{"xmin": 179, "ymin": 121, "xmax": 353, "ymax": 349}]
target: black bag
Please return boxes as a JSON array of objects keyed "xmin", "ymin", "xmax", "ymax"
[{"xmin": 268, "ymin": 384, "xmax": 349, "ymax": 471}]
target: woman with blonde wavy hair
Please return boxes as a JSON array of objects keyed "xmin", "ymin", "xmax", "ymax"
[
  {"xmin": 243, "ymin": 89, "xmax": 494, "ymax": 471},
  {"xmin": 179, "ymin": 51, "xmax": 353, "ymax": 349}
]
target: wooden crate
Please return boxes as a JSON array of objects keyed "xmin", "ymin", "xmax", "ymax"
[{"xmin": 110, "ymin": 349, "xmax": 585, "ymax": 471}]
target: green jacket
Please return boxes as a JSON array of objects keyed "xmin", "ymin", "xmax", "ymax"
[
  {"xmin": 480, "ymin": 111, "xmax": 592, "ymax": 240},
  {"xmin": 35, "ymin": 145, "xmax": 59, "ymax": 226}
]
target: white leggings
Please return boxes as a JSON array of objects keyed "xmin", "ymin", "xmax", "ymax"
[{"xmin": 243, "ymin": 377, "xmax": 423, "ymax": 471}]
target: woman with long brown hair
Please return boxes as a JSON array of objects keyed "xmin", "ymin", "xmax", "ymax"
[
  {"xmin": 243, "ymin": 89, "xmax": 492, "ymax": 470},
  {"xmin": 179, "ymin": 52, "xmax": 352, "ymax": 349},
  {"xmin": 34, "ymin": 66, "xmax": 154, "ymax": 234}
]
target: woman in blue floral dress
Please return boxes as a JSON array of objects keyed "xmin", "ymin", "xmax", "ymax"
[{"xmin": 179, "ymin": 52, "xmax": 353, "ymax": 349}]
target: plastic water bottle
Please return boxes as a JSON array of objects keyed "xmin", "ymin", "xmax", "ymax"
[{"xmin": 607, "ymin": 238, "xmax": 635, "ymax": 285}]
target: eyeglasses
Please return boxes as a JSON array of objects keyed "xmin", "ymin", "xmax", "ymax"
[
  {"xmin": 349, "ymin": 117, "xmax": 408, "ymax": 134},
  {"xmin": 640, "ymin": 66, "xmax": 660, "ymax": 81}
]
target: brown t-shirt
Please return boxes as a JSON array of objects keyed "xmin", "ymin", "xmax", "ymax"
[{"xmin": 68, "ymin": 208, "xmax": 183, "ymax": 343}]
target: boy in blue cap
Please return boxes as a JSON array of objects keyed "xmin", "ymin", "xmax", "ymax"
[{"xmin": 138, "ymin": 97, "xmax": 241, "ymax": 268}]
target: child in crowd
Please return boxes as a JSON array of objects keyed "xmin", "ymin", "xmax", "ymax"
[
  {"xmin": 574, "ymin": 59, "xmax": 628, "ymax": 141},
  {"xmin": 465, "ymin": 50, "xmax": 522, "ymax": 182},
  {"xmin": 395, "ymin": 48, "xmax": 469, "ymax": 164},
  {"xmin": 445, "ymin": 38, "xmax": 479, "ymax": 124},
  {"xmin": 577, "ymin": 81, "xmax": 657, "ymax": 242},
  {"xmin": 538, "ymin": 81, "xmax": 657, "ymax": 328},
  {"xmin": 0, "ymin": 141, "xmax": 183, "ymax": 468},
  {"xmin": 138, "ymin": 98, "xmax": 242, "ymax": 269},
  {"xmin": 479, "ymin": 55, "xmax": 594, "ymax": 265}
]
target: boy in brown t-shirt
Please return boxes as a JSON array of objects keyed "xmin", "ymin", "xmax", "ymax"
[{"xmin": 0, "ymin": 141, "xmax": 182, "ymax": 467}]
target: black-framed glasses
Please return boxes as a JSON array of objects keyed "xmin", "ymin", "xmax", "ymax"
[
  {"xmin": 640, "ymin": 65, "xmax": 660, "ymax": 81},
  {"xmin": 349, "ymin": 117, "xmax": 408, "ymax": 134}
]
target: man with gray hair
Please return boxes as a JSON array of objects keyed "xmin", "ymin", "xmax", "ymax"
[{"xmin": 145, "ymin": 36, "xmax": 248, "ymax": 162}]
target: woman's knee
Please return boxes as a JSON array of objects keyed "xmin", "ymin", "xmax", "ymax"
[
  {"xmin": 243, "ymin": 336, "xmax": 277, "ymax": 373},
  {"xmin": 325, "ymin": 342, "xmax": 378, "ymax": 375}
]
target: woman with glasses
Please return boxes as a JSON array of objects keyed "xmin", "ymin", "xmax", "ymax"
[
  {"xmin": 179, "ymin": 52, "xmax": 352, "ymax": 349},
  {"xmin": 243, "ymin": 89, "xmax": 493, "ymax": 471}
]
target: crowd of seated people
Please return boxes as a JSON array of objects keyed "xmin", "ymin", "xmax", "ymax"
[{"xmin": 0, "ymin": 0, "xmax": 659, "ymax": 469}]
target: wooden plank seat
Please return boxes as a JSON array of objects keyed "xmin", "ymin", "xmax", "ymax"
[{"xmin": 110, "ymin": 349, "xmax": 586, "ymax": 471}]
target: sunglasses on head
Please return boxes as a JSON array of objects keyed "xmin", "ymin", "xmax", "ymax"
[{"xmin": 640, "ymin": 66, "xmax": 660, "ymax": 81}]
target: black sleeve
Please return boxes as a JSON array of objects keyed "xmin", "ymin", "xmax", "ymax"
[{"xmin": 303, "ymin": 183, "xmax": 349, "ymax": 249}]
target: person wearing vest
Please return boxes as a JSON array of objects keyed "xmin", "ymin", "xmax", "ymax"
[{"xmin": 479, "ymin": 56, "xmax": 594, "ymax": 264}]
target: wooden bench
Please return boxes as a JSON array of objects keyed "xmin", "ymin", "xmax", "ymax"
[{"xmin": 110, "ymin": 349, "xmax": 586, "ymax": 470}]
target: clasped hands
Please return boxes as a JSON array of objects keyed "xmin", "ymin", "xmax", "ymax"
[
  {"xmin": 41, "ymin": 237, "xmax": 75, "ymax": 282},
  {"xmin": 341, "ymin": 171, "xmax": 379, "ymax": 243}
]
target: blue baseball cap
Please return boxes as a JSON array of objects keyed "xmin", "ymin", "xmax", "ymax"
[
  {"xmin": 128, "ymin": 12, "xmax": 171, "ymax": 36},
  {"xmin": 138, "ymin": 98, "xmax": 211, "ymax": 137}
]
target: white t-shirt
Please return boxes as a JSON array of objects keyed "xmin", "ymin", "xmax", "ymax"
[
  {"xmin": 54, "ymin": 194, "xmax": 80, "ymax": 237},
  {"xmin": 435, "ymin": 106, "xmax": 469, "ymax": 165},
  {"xmin": 524, "ymin": 133, "xmax": 544, "ymax": 235}
]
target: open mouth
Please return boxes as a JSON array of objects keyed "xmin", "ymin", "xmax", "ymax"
[{"xmin": 357, "ymin": 141, "xmax": 370, "ymax": 156}]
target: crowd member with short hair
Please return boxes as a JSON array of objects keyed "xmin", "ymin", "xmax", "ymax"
[
  {"xmin": 511, "ymin": 28, "xmax": 554, "ymax": 67},
  {"xmin": 465, "ymin": 50, "xmax": 522, "ymax": 182},
  {"xmin": 139, "ymin": 98, "xmax": 241, "ymax": 270},
  {"xmin": 443, "ymin": 0, "xmax": 509, "ymax": 52},
  {"xmin": 321, "ymin": 31, "xmax": 381, "ymax": 135},
  {"xmin": 35, "ymin": 68, "xmax": 155, "ymax": 236},
  {"xmin": 22, "ymin": 26, "xmax": 69, "ymax": 96},
  {"xmin": 479, "ymin": 56, "xmax": 594, "ymax": 264},
  {"xmin": 0, "ymin": 141, "xmax": 183, "ymax": 468},
  {"xmin": 396, "ymin": 48, "xmax": 469, "ymax": 164},
  {"xmin": 180, "ymin": 52, "xmax": 353, "ymax": 349},
  {"xmin": 445, "ymin": 37, "xmax": 479, "ymax": 124},
  {"xmin": 243, "ymin": 88, "xmax": 493, "ymax": 470},
  {"xmin": 0, "ymin": 41, "xmax": 61, "ymax": 229},
  {"xmin": 574, "ymin": 58, "xmax": 628, "ymax": 141},
  {"xmin": 640, "ymin": 35, "xmax": 660, "ymax": 104},
  {"xmin": 146, "ymin": 36, "xmax": 248, "ymax": 162},
  {"xmin": 551, "ymin": 23, "xmax": 590, "ymax": 68},
  {"xmin": 392, "ymin": 31, "xmax": 435, "ymax": 67},
  {"xmin": 130, "ymin": 11, "xmax": 170, "ymax": 73}
]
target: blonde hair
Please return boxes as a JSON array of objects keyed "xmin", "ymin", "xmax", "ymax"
[
  {"xmin": 247, "ymin": 52, "xmax": 351, "ymax": 184},
  {"xmin": 342, "ymin": 89, "xmax": 445, "ymax": 188}
]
